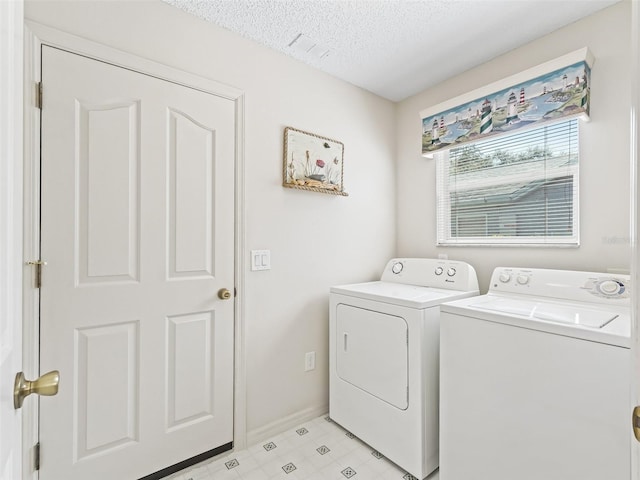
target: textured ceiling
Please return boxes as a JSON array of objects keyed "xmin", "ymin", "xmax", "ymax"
[{"xmin": 163, "ymin": 0, "xmax": 620, "ymax": 102}]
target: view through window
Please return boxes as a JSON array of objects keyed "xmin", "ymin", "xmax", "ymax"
[{"xmin": 436, "ymin": 118, "xmax": 579, "ymax": 246}]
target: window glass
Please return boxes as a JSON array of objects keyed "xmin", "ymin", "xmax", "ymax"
[{"xmin": 436, "ymin": 118, "xmax": 579, "ymax": 246}]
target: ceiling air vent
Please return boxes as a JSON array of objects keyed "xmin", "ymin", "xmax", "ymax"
[{"xmin": 288, "ymin": 33, "xmax": 330, "ymax": 60}]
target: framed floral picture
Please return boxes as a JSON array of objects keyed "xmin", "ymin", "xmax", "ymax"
[{"xmin": 283, "ymin": 127, "xmax": 348, "ymax": 196}]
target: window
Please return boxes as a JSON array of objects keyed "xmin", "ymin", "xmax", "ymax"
[{"xmin": 436, "ymin": 118, "xmax": 579, "ymax": 246}]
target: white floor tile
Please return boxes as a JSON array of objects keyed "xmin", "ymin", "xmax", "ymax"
[
  {"xmin": 165, "ymin": 415, "xmax": 440, "ymax": 480},
  {"xmin": 239, "ymin": 467, "xmax": 270, "ymax": 480}
]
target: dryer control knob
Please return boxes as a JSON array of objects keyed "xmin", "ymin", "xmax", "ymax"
[
  {"xmin": 434, "ymin": 266, "xmax": 444, "ymax": 275},
  {"xmin": 598, "ymin": 280, "xmax": 621, "ymax": 295},
  {"xmin": 447, "ymin": 268, "xmax": 456, "ymax": 277},
  {"xmin": 516, "ymin": 275, "xmax": 530, "ymax": 285},
  {"xmin": 391, "ymin": 262, "xmax": 404, "ymax": 274},
  {"xmin": 498, "ymin": 272, "xmax": 511, "ymax": 283}
]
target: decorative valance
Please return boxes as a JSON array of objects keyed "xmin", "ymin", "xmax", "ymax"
[{"xmin": 420, "ymin": 48, "xmax": 593, "ymax": 157}]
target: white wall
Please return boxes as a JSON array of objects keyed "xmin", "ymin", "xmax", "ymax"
[
  {"xmin": 24, "ymin": 0, "xmax": 396, "ymax": 439},
  {"xmin": 396, "ymin": 1, "xmax": 632, "ymax": 293}
]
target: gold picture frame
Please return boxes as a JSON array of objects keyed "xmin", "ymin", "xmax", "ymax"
[{"xmin": 283, "ymin": 126, "xmax": 348, "ymax": 196}]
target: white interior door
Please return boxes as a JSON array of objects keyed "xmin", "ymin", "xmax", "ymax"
[
  {"xmin": 38, "ymin": 45, "xmax": 236, "ymax": 479},
  {"xmin": 0, "ymin": 2, "xmax": 23, "ymax": 479}
]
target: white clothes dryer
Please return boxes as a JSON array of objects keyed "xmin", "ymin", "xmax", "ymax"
[
  {"xmin": 439, "ymin": 267, "xmax": 631, "ymax": 480},
  {"xmin": 329, "ymin": 258, "xmax": 479, "ymax": 479}
]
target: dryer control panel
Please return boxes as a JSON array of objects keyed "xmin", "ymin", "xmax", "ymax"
[
  {"xmin": 381, "ymin": 258, "xmax": 479, "ymax": 292},
  {"xmin": 490, "ymin": 267, "xmax": 630, "ymax": 303}
]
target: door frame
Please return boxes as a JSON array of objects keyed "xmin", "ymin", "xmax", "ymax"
[
  {"xmin": 1, "ymin": 1, "xmax": 24, "ymax": 479},
  {"xmin": 631, "ymin": 0, "xmax": 640, "ymax": 478},
  {"xmin": 22, "ymin": 21, "xmax": 247, "ymax": 478}
]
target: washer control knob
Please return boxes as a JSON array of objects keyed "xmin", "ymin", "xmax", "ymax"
[
  {"xmin": 391, "ymin": 262, "xmax": 404, "ymax": 274},
  {"xmin": 598, "ymin": 280, "xmax": 621, "ymax": 296},
  {"xmin": 447, "ymin": 267, "xmax": 456, "ymax": 277},
  {"xmin": 516, "ymin": 275, "xmax": 530, "ymax": 285},
  {"xmin": 498, "ymin": 272, "xmax": 511, "ymax": 283},
  {"xmin": 434, "ymin": 266, "xmax": 444, "ymax": 276}
]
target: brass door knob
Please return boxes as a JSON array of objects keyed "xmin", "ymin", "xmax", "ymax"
[
  {"xmin": 218, "ymin": 288, "xmax": 232, "ymax": 300},
  {"xmin": 633, "ymin": 406, "xmax": 640, "ymax": 442},
  {"xmin": 14, "ymin": 370, "xmax": 60, "ymax": 409}
]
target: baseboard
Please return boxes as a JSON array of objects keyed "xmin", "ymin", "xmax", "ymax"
[{"xmin": 246, "ymin": 404, "xmax": 329, "ymax": 447}]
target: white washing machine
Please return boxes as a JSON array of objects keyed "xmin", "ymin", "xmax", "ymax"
[
  {"xmin": 329, "ymin": 258, "xmax": 479, "ymax": 479},
  {"xmin": 439, "ymin": 267, "xmax": 631, "ymax": 480}
]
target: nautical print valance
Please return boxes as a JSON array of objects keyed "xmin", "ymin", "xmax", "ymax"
[{"xmin": 420, "ymin": 48, "xmax": 593, "ymax": 157}]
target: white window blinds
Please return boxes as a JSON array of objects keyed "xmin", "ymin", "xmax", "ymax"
[{"xmin": 436, "ymin": 118, "xmax": 579, "ymax": 246}]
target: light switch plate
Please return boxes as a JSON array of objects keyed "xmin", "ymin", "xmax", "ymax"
[{"xmin": 251, "ymin": 250, "xmax": 271, "ymax": 271}]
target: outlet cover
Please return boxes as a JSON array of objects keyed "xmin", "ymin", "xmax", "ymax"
[{"xmin": 305, "ymin": 351, "xmax": 316, "ymax": 372}]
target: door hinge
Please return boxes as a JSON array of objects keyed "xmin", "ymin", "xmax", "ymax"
[
  {"xmin": 34, "ymin": 442, "xmax": 40, "ymax": 471},
  {"xmin": 35, "ymin": 82, "xmax": 42, "ymax": 109},
  {"xmin": 26, "ymin": 260, "xmax": 46, "ymax": 288}
]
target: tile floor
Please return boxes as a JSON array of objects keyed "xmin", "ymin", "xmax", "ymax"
[{"xmin": 167, "ymin": 415, "xmax": 440, "ymax": 480}]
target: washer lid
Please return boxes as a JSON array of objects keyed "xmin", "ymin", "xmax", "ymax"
[
  {"xmin": 331, "ymin": 281, "xmax": 474, "ymax": 308},
  {"xmin": 469, "ymin": 298, "xmax": 618, "ymax": 328}
]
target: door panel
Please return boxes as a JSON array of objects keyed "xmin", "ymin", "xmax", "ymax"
[
  {"xmin": 76, "ymin": 322, "xmax": 139, "ymax": 459},
  {"xmin": 78, "ymin": 99, "xmax": 140, "ymax": 284},
  {"xmin": 168, "ymin": 108, "xmax": 215, "ymax": 278},
  {"xmin": 39, "ymin": 46, "xmax": 235, "ymax": 479},
  {"xmin": 167, "ymin": 311, "xmax": 215, "ymax": 429}
]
